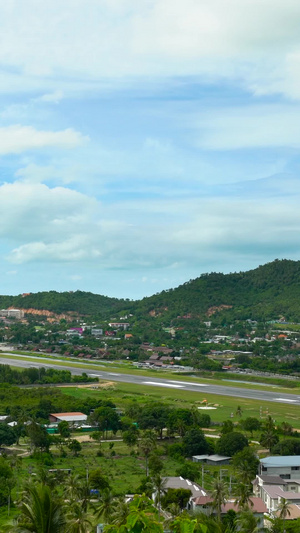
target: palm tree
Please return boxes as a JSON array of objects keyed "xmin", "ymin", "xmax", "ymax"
[
  {"xmin": 236, "ymin": 406, "xmax": 242, "ymax": 417},
  {"xmin": 95, "ymin": 489, "xmax": 115, "ymax": 525},
  {"xmin": 236, "ymin": 509, "xmax": 261, "ymax": 533},
  {"xmin": 234, "ymin": 482, "xmax": 253, "ymax": 510},
  {"xmin": 278, "ymin": 497, "xmax": 291, "ymax": 520},
  {"xmin": 66, "ymin": 501, "xmax": 92, "ymax": 533},
  {"xmin": 210, "ymin": 480, "xmax": 228, "ymax": 522},
  {"xmin": 139, "ymin": 431, "xmax": 156, "ymax": 476},
  {"xmin": 110, "ymin": 498, "xmax": 130, "ymax": 527},
  {"xmin": 152, "ymin": 475, "xmax": 167, "ymax": 521},
  {"xmin": 64, "ymin": 473, "xmax": 81, "ymax": 502},
  {"xmin": 15, "ymin": 482, "xmax": 66, "ymax": 533},
  {"xmin": 260, "ymin": 429, "xmax": 279, "ymax": 452}
]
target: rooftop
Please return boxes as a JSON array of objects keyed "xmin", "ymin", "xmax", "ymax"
[
  {"xmin": 192, "ymin": 496, "xmax": 267, "ymax": 514},
  {"xmin": 262, "ymin": 485, "xmax": 300, "ymax": 500},
  {"xmin": 163, "ymin": 477, "xmax": 206, "ymax": 498},
  {"xmin": 260, "ymin": 456, "xmax": 300, "ymax": 467},
  {"xmin": 256, "ymin": 475, "xmax": 287, "ymax": 485},
  {"xmin": 50, "ymin": 412, "xmax": 87, "ymax": 422}
]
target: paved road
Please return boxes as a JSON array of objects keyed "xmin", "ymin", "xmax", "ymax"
[{"xmin": 1, "ymin": 355, "xmax": 300, "ymax": 405}]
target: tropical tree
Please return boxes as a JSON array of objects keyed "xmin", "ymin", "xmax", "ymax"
[
  {"xmin": 231, "ymin": 447, "xmax": 259, "ymax": 485},
  {"xmin": 15, "ymin": 482, "xmax": 66, "ymax": 533},
  {"xmin": 236, "ymin": 406, "xmax": 242, "ymax": 417},
  {"xmin": 235, "ymin": 509, "xmax": 261, "ymax": 533},
  {"xmin": 152, "ymin": 475, "xmax": 167, "ymax": 521},
  {"xmin": 169, "ymin": 515, "xmax": 208, "ymax": 533},
  {"xmin": 210, "ymin": 480, "xmax": 228, "ymax": 522},
  {"xmin": 234, "ymin": 482, "xmax": 253, "ymax": 510},
  {"xmin": 123, "ymin": 427, "xmax": 139, "ymax": 449},
  {"xmin": 278, "ymin": 497, "xmax": 291, "ymax": 520},
  {"xmin": 66, "ymin": 501, "xmax": 92, "ymax": 533},
  {"xmin": 139, "ymin": 431, "xmax": 156, "ymax": 476},
  {"xmin": 110, "ymin": 498, "xmax": 130, "ymax": 528},
  {"xmin": 104, "ymin": 495, "xmax": 163, "ymax": 533},
  {"xmin": 260, "ymin": 429, "xmax": 279, "ymax": 452},
  {"xmin": 68, "ymin": 439, "xmax": 82, "ymax": 456},
  {"xmin": 58, "ymin": 420, "xmax": 71, "ymax": 439},
  {"xmin": 95, "ymin": 489, "xmax": 116, "ymax": 525},
  {"xmin": 216, "ymin": 432, "xmax": 248, "ymax": 456}
]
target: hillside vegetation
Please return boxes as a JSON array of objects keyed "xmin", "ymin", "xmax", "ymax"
[
  {"xmin": 136, "ymin": 259, "xmax": 300, "ymax": 321},
  {"xmin": 1, "ymin": 259, "xmax": 300, "ymax": 321}
]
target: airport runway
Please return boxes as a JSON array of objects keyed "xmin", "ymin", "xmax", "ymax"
[{"xmin": 1, "ymin": 354, "xmax": 300, "ymax": 406}]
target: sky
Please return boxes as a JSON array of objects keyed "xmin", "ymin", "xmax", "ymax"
[{"xmin": 1, "ymin": 0, "xmax": 300, "ymax": 299}]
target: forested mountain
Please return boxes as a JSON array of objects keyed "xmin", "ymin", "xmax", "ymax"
[
  {"xmin": 0, "ymin": 290, "xmax": 127, "ymax": 317},
  {"xmin": 135, "ymin": 259, "xmax": 300, "ymax": 321},
  {"xmin": 1, "ymin": 259, "xmax": 300, "ymax": 321}
]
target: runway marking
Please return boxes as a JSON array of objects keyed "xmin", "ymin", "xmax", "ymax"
[
  {"xmin": 274, "ymin": 398, "xmax": 297, "ymax": 402},
  {"xmin": 107, "ymin": 373, "xmax": 120, "ymax": 376},
  {"xmin": 88, "ymin": 374, "xmax": 102, "ymax": 377},
  {"xmin": 143, "ymin": 381, "xmax": 185, "ymax": 388},
  {"xmin": 169, "ymin": 381, "xmax": 208, "ymax": 386}
]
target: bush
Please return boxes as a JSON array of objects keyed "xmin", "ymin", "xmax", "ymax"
[{"xmin": 216, "ymin": 432, "xmax": 248, "ymax": 456}]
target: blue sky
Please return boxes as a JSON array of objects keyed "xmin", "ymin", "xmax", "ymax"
[{"xmin": 1, "ymin": 0, "xmax": 300, "ymax": 299}]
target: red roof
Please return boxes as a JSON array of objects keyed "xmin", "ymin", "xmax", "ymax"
[{"xmin": 193, "ymin": 497, "xmax": 267, "ymax": 514}]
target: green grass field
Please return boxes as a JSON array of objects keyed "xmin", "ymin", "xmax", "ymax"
[{"xmin": 62, "ymin": 381, "xmax": 300, "ymax": 428}]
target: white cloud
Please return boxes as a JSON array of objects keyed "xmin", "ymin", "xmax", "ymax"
[
  {"xmin": 0, "ymin": 175, "xmax": 299, "ymax": 276},
  {"xmin": 194, "ymin": 105, "xmax": 300, "ymax": 150},
  {"xmin": 0, "ymin": 1, "xmax": 299, "ymax": 97},
  {"xmin": 0, "ymin": 125, "xmax": 88, "ymax": 155},
  {"xmin": 37, "ymin": 90, "xmax": 64, "ymax": 103}
]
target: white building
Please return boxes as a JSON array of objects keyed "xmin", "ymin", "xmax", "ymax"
[
  {"xmin": 253, "ymin": 474, "xmax": 300, "ymax": 513},
  {"xmin": 259, "ymin": 456, "xmax": 300, "ymax": 480}
]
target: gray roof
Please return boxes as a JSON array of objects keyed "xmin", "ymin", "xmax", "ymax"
[
  {"xmin": 163, "ymin": 477, "xmax": 207, "ymax": 498},
  {"xmin": 258, "ymin": 475, "xmax": 287, "ymax": 485},
  {"xmin": 193, "ymin": 454, "xmax": 231, "ymax": 462},
  {"xmin": 206, "ymin": 454, "xmax": 231, "ymax": 462},
  {"xmin": 262, "ymin": 485, "xmax": 300, "ymax": 500},
  {"xmin": 260, "ymin": 456, "xmax": 300, "ymax": 467}
]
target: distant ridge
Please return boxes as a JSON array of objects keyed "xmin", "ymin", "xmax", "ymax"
[{"xmin": 1, "ymin": 259, "xmax": 300, "ymax": 321}]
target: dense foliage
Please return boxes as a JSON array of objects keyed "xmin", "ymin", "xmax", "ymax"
[{"xmin": 2, "ymin": 259, "xmax": 300, "ymax": 320}]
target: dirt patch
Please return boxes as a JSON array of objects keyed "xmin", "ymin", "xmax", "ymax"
[{"xmin": 59, "ymin": 381, "xmax": 115, "ymax": 389}]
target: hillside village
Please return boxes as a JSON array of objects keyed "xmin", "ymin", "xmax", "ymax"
[{"xmin": 1, "ymin": 261, "xmax": 300, "ymax": 530}]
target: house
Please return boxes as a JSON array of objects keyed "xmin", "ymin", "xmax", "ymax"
[
  {"xmin": 259, "ymin": 456, "xmax": 300, "ymax": 480},
  {"xmin": 152, "ymin": 477, "xmax": 206, "ymax": 506},
  {"xmin": 253, "ymin": 473, "xmax": 300, "ymax": 513},
  {"xmin": 191, "ymin": 496, "xmax": 267, "ymax": 528},
  {"xmin": 49, "ymin": 412, "xmax": 87, "ymax": 425},
  {"xmin": 192, "ymin": 454, "xmax": 231, "ymax": 466}
]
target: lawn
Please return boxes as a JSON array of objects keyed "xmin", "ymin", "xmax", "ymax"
[{"xmin": 62, "ymin": 381, "xmax": 300, "ymax": 428}]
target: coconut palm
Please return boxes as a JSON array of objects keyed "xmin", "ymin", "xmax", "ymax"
[
  {"xmin": 260, "ymin": 429, "xmax": 279, "ymax": 452},
  {"xmin": 64, "ymin": 473, "xmax": 82, "ymax": 501},
  {"xmin": 110, "ymin": 498, "xmax": 130, "ymax": 527},
  {"xmin": 236, "ymin": 509, "xmax": 261, "ymax": 533},
  {"xmin": 65, "ymin": 501, "xmax": 92, "ymax": 533},
  {"xmin": 15, "ymin": 482, "xmax": 66, "ymax": 533},
  {"xmin": 278, "ymin": 497, "xmax": 291, "ymax": 520},
  {"xmin": 234, "ymin": 482, "xmax": 253, "ymax": 510},
  {"xmin": 152, "ymin": 475, "xmax": 167, "ymax": 521},
  {"xmin": 94, "ymin": 489, "xmax": 116, "ymax": 524},
  {"xmin": 139, "ymin": 431, "xmax": 156, "ymax": 476},
  {"xmin": 210, "ymin": 480, "xmax": 228, "ymax": 522}
]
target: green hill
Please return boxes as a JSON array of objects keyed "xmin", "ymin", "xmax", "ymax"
[
  {"xmin": 0, "ymin": 290, "xmax": 127, "ymax": 317},
  {"xmin": 134, "ymin": 259, "xmax": 300, "ymax": 322},
  {"xmin": 1, "ymin": 259, "xmax": 300, "ymax": 321}
]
